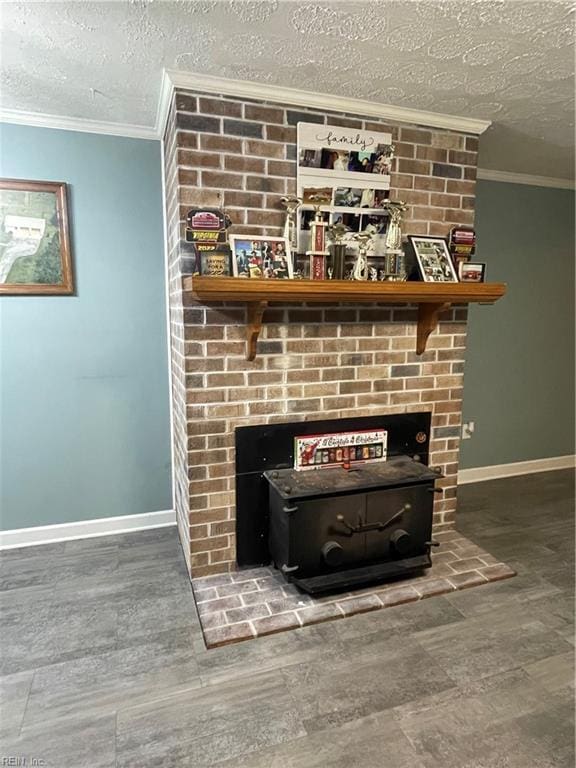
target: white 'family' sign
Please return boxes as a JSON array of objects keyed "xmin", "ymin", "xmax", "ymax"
[{"xmin": 296, "ymin": 122, "xmax": 395, "ymax": 253}]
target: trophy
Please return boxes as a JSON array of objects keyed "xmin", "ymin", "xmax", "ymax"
[
  {"xmin": 185, "ymin": 198, "xmax": 233, "ymax": 276},
  {"xmin": 382, "ymin": 251, "xmax": 407, "ymax": 282},
  {"xmin": 307, "ymin": 192, "xmax": 331, "ymax": 251},
  {"xmin": 381, "ymin": 199, "xmax": 409, "ymax": 251},
  {"xmin": 351, "ymin": 231, "xmax": 374, "ymax": 281},
  {"xmin": 326, "ymin": 222, "xmax": 350, "ymax": 280},
  {"xmin": 280, "ymin": 195, "xmax": 302, "ymax": 252},
  {"xmin": 306, "ymin": 191, "xmax": 331, "ymax": 280}
]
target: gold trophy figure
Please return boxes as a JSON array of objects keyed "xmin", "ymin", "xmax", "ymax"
[{"xmin": 381, "ymin": 199, "xmax": 409, "ymax": 251}]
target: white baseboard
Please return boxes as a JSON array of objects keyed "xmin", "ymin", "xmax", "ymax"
[
  {"xmin": 458, "ymin": 455, "xmax": 576, "ymax": 485},
  {"xmin": 0, "ymin": 509, "xmax": 176, "ymax": 550},
  {"xmin": 3, "ymin": 455, "xmax": 573, "ymax": 548}
]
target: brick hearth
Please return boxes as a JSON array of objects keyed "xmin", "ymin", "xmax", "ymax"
[
  {"xmin": 191, "ymin": 530, "xmax": 516, "ymax": 648},
  {"xmin": 163, "ymin": 86, "xmax": 481, "ymax": 579}
]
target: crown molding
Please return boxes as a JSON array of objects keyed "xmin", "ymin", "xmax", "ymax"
[
  {"xmin": 0, "ymin": 107, "xmax": 158, "ymax": 141},
  {"xmin": 477, "ymin": 168, "xmax": 575, "ymax": 189},
  {"xmin": 156, "ymin": 69, "xmax": 175, "ymax": 139},
  {"xmin": 163, "ymin": 69, "xmax": 492, "ymax": 136}
]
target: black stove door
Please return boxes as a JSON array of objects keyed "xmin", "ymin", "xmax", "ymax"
[
  {"xmin": 289, "ymin": 494, "xmax": 366, "ymax": 574},
  {"xmin": 364, "ymin": 483, "xmax": 434, "ymax": 562}
]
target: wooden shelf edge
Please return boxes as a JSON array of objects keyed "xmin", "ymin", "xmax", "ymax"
[
  {"xmin": 182, "ymin": 276, "xmax": 507, "ymax": 359},
  {"xmin": 184, "ymin": 276, "xmax": 506, "ymax": 305}
]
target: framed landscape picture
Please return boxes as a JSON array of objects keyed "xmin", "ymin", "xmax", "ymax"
[{"xmin": 0, "ymin": 178, "xmax": 73, "ymax": 295}]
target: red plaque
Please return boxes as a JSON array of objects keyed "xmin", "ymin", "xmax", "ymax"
[{"xmin": 310, "ymin": 253, "xmax": 325, "ymax": 280}]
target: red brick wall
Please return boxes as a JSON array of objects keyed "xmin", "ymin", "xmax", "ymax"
[{"xmin": 164, "ymin": 88, "xmax": 479, "ymax": 577}]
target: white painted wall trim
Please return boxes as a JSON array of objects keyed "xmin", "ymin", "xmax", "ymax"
[
  {"xmin": 0, "ymin": 510, "xmax": 176, "ymax": 550},
  {"xmin": 160, "ymin": 124, "xmax": 177, "ymax": 522},
  {"xmin": 0, "ymin": 107, "xmax": 158, "ymax": 141},
  {"xmin": 477, "ymin": 168, "xmax": 575, "ymax": 190},
  {"xmin": 458, "ymin": 455, "xmax": 575, "ymax": 485},
  {"xmin": 3, "ymin": 75, "xmax": 572, "ymax": 189},
  {"xmin": 162, "ymin": 69, "xmax": 492, "ymax": 136},
  {"xmin": 156, "ymin": 68, "xmax": 175, "ymax": 139}
]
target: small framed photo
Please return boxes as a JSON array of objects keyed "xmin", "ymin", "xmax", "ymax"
[
  {"xmin": 229, "ymin": 235, "xmax": 293, "ymax": 279},
  {"xmin": 459, "ymin": 262, "xmax": 486, "ymax": 282},
  {"xmin": 0, "ymin": 178, "xmax": 73, "ymax": 294},
  {"xmin": 408, "ymin": 236, "xmax": 458, "ymax": 283}
]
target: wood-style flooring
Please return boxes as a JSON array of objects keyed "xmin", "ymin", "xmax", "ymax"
[{"xmin": 0, "ymin": 470, "xmax": 573, "ymax": 767}]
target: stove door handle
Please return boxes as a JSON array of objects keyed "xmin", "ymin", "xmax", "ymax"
[
  {"xmin": 337, "ymin": 503, "xmax": 411, "ymax": 534},
  {"xmin": 283, "ymin": 504, "xmax": 298, "ymax": 514}
]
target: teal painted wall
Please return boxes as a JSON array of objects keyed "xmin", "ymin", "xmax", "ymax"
[
  {"xmin": 0, "ymin": 123, "xmax": 172, "ymax": 530},
  {"xmin": 460, "ymin": 180, "xmax": 575, "ymax": 469},
  {"xmin": 0, "ymin": 124, "xmax": 572, "ymax": 530}
]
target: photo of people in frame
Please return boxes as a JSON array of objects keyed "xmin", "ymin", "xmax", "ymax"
[
  {"xmin": 362, "ymin": 214, "xmax": 389, "ymax": 235},
  {"xmin": 374, "ymin": 188, "xmax": 391, "ymax": 207},
  {"xmin": 299, "ymin": 149, "xmax": 322, "ymax": 168},
  {"xmin": 348, "ymin": 151, "xmax": 375, "ymax": 173},
  {"xmin": 372, "ymin": 144, "xmax": 394, "ymax": 175},
  {"xmin": 230, "ymin": 236, "xmax": 293, "ymax": 279},
  {"xmin": 320, "ymin": 149, "xmax": 350, "ymax": 171}
]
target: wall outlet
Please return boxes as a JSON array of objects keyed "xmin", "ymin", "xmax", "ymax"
[{"xmin": 462, "ymin": 421, "xmax": 475, "ymax": 440}]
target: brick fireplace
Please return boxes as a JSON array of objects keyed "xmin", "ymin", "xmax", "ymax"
[{"xmin": 163, "ymin": 85, "xmax": 481, "ymax": 580}]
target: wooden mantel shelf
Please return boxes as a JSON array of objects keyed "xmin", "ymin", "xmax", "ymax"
[{"xmin": 184, "ymin": 276, "xmax": 507, "ymax": 360}]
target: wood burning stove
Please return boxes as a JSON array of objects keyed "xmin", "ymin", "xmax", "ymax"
[
  {"xmin": 265, "ymin": 456, "xmax": 440, "ymax": 594},
  {"xmin": 234, "ymin": 412, "xmax": 441, "ymax": 593}
]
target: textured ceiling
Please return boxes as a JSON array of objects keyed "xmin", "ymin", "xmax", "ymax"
[{"xmin": 1, "ymin": 0, "xmax": 574, "ymax": 178}]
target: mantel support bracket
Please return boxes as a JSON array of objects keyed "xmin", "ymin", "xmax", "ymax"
[
  {"xmin": 416, "ymin": 302, "xmax": 451, "ymax": 355},
  {"xmin": 246, "ymin": 301, "xmax": 268, "ymax": 361}
]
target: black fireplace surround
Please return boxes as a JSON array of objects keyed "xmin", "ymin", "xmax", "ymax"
[{"xmin": 235, "ymin": 413, "xmax": 440, "ymax": 592}]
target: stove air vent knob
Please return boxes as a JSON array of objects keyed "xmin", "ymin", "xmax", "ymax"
[
  {"xmin": 390, "ymin": 529, "xmax": 411, "ymax": 556},
  {"xmin": 321, "ymin": 541, "xmax": 344, "ymax": 567}
]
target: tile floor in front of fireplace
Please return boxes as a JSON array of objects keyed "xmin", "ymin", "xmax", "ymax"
[{"xmin": 192, "ymin": 531, "xmax": 516, "ymax": 648}]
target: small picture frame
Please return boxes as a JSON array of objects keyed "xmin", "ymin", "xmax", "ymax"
[
  {"xmin": 229, "ymin": 235, "xmax": 293, "ymax": 279},
  {"xmin": 459, "ymin": 261, "xmax": 486, "ymax": 282},
  {"xmin": 408, "ymin": 236, "xmax": 458, "ymax": 283},
  {"xmin": 199, "ymin": 247, "xmax": 231, "ymax": 277}
]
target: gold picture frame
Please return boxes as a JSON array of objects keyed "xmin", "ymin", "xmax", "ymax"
[{"xmin": 0, "ymin": 178, "xmax": 73, "ymax": 295}]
